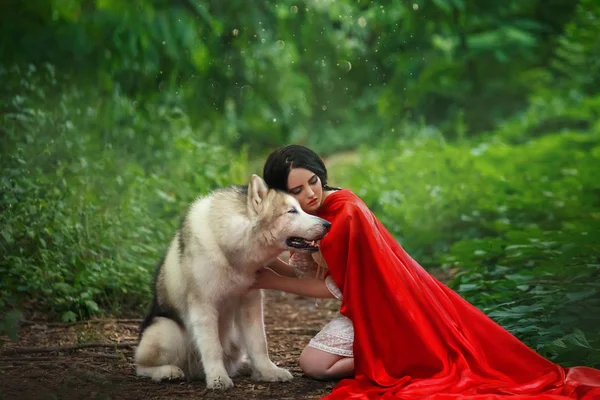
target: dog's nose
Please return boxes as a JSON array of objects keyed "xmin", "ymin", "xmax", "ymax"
[{"xmin": 322, "ymin": 221, "xmax": 332, "ymax": 231}]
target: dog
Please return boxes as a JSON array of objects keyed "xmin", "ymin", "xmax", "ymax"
[{"xmin": 134, "ymin": 174, "xmax": 331, "ymax": 390}]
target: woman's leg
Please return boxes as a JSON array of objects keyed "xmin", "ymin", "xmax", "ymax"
[{"xmin": 299, "ymin": 345, "xmax": 354, "ymax": 381}]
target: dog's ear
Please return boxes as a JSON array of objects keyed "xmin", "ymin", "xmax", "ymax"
[{"xmin": 248, "ymin": 174, "xmax": 269, "ymax": 211}]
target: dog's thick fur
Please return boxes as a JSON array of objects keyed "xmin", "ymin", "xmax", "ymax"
[{"xmin": 135, "ymin": 175, "xmax": 331, "ymax": 390}]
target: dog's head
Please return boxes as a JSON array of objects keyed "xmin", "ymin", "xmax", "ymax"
[{"xmin": 247, "ymin": 174, "xmax": 331, "ymax": 253}]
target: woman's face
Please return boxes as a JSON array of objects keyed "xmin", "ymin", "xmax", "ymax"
[{"xmin": 287, "ymin": 168, "xmax": 323, "ymax": 214}]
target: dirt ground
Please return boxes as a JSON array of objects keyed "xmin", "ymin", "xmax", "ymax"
[
  {"xmin": 0, "ymin": 269, "xmax": 452, "ymax": 400},
  {"xmin": 0, "ymin": 291, "xmax": 341, "ymax": 400}
]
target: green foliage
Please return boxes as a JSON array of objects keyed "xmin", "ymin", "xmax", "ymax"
[
  {"xmin": 0, "ymin": 0, "xmax": 372, "ymax": 154},
  {"xmin": 339, "ymin": 121, "xmax": 600, "ymax": 265},
  {"xmin": 446, "ymin": 227, "xmax": 600, "ymax": 367},
  {"xmin": 0, "ymin": 0, "xmax": 586, "ymax": 152},
  {"xmin": 548, "ymin": 0, "xmax": 600, "ymax": 95},
  {"xmin": 0, "ymin": 64, "xmax": 248, "ymax": 321}
]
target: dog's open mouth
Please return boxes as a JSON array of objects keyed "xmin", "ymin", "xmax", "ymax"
[{"xmin": 286, "ymin": 237, "xmax": 320, "ymax": 252}]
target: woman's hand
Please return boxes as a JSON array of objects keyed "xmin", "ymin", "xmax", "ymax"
[{"xmin": 252, "ymin": 267, "xmax": 283, "ymax": 290}]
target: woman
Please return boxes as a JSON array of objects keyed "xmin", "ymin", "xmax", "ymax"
[
  {"xmin": 259, "ymin": 144, "xmax": 354, "ymax": 381},
  {"xmin": 255, "ymin": 144, "xmax": 600, "ymax": 399}
]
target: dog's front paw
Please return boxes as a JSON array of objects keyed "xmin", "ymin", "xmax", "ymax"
[
  {"xmin": 253, "ymin": 365, "xmax": 293, "ymax": 382},
  {"xmin": 206, "ymin": 374, "xmax": 234, "ymax": 390}
]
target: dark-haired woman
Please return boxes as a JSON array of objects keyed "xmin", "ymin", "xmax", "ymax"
[
  {"xmin": 255, "ymin": 144, "xmax": 600, "ymax": 400},
  {"xmin": 259, "ymin": 145, "xmax": 354, "ymax": 381}
]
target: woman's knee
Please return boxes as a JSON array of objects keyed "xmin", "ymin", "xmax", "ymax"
[
  {"xmin": 299, "ymin": 346, "xmax": 346, "ymax": 380},
  {"xmin": 299, "ymin": 351, "xmax": 329, "ymax": 380}
]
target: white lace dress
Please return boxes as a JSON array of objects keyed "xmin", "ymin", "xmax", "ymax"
[{"xmin": 289, "ymin": 251, "xmax": 354, "ymax": 357}]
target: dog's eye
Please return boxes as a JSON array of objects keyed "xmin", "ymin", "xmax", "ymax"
[{"xmin": 288, "ymin": 208, "xmax": 298, "ymax": 214}]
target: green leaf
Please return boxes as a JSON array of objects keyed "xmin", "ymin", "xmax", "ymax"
[
  {"xmin": 488, "ymin": 310, "xmax": 523, "ymax": 319},
  {"xmin": 505, "ymin": 274, "xmax": 534, "ymax": 282},
  {"xmin": 61, "ymin": 311, "xmax": 77, "ymax": 323},
  {"xmin": 569, "ymin": 329, "xmax": 592, "ymax": 349},
  {"xmin": 566, "ymin": 290, "xmax": 598, "ymax": 302},
  {"xmin": 458, "ymin": 283, "xmax": 479, "ymax": 291},
  {"xmin": 85, "ymin": 300, "xmax": 100, "ymax": 313}
]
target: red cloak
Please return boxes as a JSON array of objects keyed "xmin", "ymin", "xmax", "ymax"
[{"xmin": 315, "ymin": 189, "xmax": 600, "ymax": 400}]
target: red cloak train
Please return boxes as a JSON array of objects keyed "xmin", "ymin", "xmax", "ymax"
[{"xmin": 315, "ymin": 189, "xmax": 600, "ymax": 400}]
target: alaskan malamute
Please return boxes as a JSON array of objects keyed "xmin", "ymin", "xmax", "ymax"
[{"xmin": 134, "ymin": 175, "xmax": 331, "ymax": 389}]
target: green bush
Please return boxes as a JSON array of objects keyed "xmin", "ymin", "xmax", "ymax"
[
  {"xmin": 1, "ymin": 0, "xmax": 592, "ymax": 152},
  {"xmin": 0, "ymin": 64, "xmax": 248, "ymax": 321},
  {"xmin": 445, "ymin": 226, "xmax": 600, "ymax": 367},
  {"xmin": 338, "ymin": 124, "xmax": 600, "ymax": 266}
]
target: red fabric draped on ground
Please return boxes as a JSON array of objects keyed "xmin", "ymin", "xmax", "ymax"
[{"xmin": 316, "ymin": 189, "xmax": 600, "ymax": 400}]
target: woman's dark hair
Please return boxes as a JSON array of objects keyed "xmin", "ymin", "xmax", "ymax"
[{"xmin": 262, "ymin": 145, "xmax": 340, "ymax": 192}]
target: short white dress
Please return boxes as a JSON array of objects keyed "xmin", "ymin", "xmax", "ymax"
[{"xmin": 289, "ymin": 251, "xmax": 354, "ymax": 357}]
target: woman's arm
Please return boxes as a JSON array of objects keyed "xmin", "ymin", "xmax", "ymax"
[
  {"xmin": 265, "ymin": 257, "xmax": 297, "ymax": 278},
  {"xmin": 253, "ymin": 268, "xmax": 335, "ymax": 299}
]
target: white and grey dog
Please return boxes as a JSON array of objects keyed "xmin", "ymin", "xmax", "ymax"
[{"xmin": 134, "ymin": 174, "xmax": 331, "ymax": 390}]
